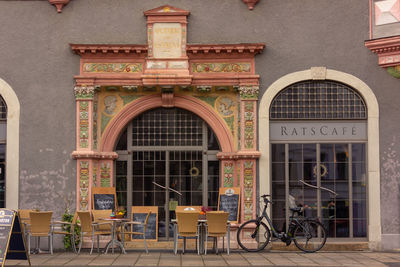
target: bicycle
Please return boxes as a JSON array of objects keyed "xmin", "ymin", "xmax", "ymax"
[{"xmin": 237, "ymin": 194, "xmax": 327, "ymax": 253}]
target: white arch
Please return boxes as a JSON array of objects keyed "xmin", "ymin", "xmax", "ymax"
[
  {"xmin": 259, "ymin": 68, "xmax": 381, "ymax": 250},
  {"xmin": 0, "ymin": 78, "xmax": 20, "ymax": 209}
]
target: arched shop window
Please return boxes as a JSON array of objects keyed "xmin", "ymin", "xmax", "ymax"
[
  {"xmin": 115, "ymin": 107, "xmax": 221, "ymax": 239},
  {"xmin": 0, "ymin": 96, "xmax": 6, "ymax": 208},
  {"xmin": 270, "ymin": 80, "xmax": 367, "ymax": 239}
]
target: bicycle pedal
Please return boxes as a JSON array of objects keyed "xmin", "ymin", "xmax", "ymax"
[{"xmin": 285, "ymin": 239, "xmax": 292, "ymax": 246}]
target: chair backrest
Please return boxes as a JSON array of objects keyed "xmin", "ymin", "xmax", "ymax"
[
  {"xmin": 19, "ymin": 209, "xmax": 35, "ymax": 222},
  {"xmin": 175, "ymin": 206, "xmax": 202, "ymax": 213},
  {"xmin": 77, "ymin": 211, "xmax": 93, "ymax": 233},
  {"xmin": 206, "ymin": 211, "xmax": 229, "ymax": 234},
  {"xmin": 92, "ymin": 209, "xmax": 112, "ymax": 230},
  {"xmin": 143, "ymin": 211, "xmax": 152, "ymax": 232},
  {"xmin": 29, "ymin": 211, "xmax": 53, "ymax": 234},
  {"xmin": 176, "ymin": 211, "xmax": 200, "ymax": 233}
]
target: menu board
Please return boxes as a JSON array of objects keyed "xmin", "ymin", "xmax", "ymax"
[
  {"xmin": 92, "ymin": 187, "xmax": 117, "ymax": 211},
  {"xmin": 130, "ymin": 206, "xmax": 158, "ymax": 241},
  {"xmin": 218, "ymin": 187, "xmax": 240, "ymax": 223},
  {"xmin": 0, "ymin": 210, "xmax": 29, "ymax": 267}
]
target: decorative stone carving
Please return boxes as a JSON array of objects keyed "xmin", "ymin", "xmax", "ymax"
[
  {"xmin": 242, "ymin": 0, "xmax": 259, "ymax": 10},
  {"xmin": 239, "ymin": 85, "xmax": 259, "ymax": 99},
  {"xmin": 48, "ymin": 0, "xmax": 70, "ymax": 13},
  {"xmin": 197, "ymin": 85, "xmax": 212, "ymax": 92},
  {"xmin": 74, "ymin": 86, "xmax": 96, "ymax": 99},
  {"xmin": 311, "ymin": 67, "xmax": 327, "ymax": 80},
  {"xmin": 122, "ymin": 85, "xmax": 139, "ymax": 92}
]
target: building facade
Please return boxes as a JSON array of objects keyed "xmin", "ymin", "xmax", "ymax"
[{"xmin": 0, "ymin": 0, "xmax": 399, "ymax": 250}]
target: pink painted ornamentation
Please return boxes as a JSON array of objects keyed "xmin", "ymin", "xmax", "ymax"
[
  {"xmin": 48, "ymin": 0, "xmax": 70, "ymax": 13},
  {"xmin": 243, "ymin": 160, "xmax": 254, "ymax": 221},
  {"xmin": 83, "ymin": 63, "xmax": 143, "ymax": 73},
  {"xmin": 192, "ymin": 63, "xmax": 251, "ymax": 73},
  {"xmin": 223, "ymin": 162, "xmax": 234, "ymax": 187},
  {"xmin": 242, "ymin": 0, "xmax": 259, "ymax": 10},
  {"xmin": 79, "ymin": 161, "xmax": 90, "ymax": 210}
]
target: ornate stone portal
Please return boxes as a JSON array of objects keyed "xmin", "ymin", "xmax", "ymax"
[{"xmin": 71, "ymin": 5, "xmax": 264, "ymax": 223}]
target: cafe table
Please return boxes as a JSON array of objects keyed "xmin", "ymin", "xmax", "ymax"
[{"xmin": 102, "ymin": 217, "xmax": 130, "ymax": 254}]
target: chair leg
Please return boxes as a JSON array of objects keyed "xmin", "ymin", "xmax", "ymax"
[
  {"xmin": 197, "ymin": 236, "xmax": 199, "ymax": 255},
  {"xmin": 143, "ymin": 235, "xmax": 148, "ymax": 254},
  {"xmin": 227, "ymin": 231, "xmax": 230, "ymax": 255},
  {"xmin": 78, "ymin": 233, "xmax": 83, "ymax": 254},
  {"xmin": 90, "ymin": 233, "xmax": 95, "ymax": 255},
  {"xmin": 97, "ymin": 235, "xmax": 100, "ymax": 253},
  {"xmin": 215, "ymin": 237, "xmax": 218, "ymax": 255},
  {"xmin": 205, "ymin": 233, "xmax": 207, "ymax": 255},
  {"xmin": 37, "ymin": 236, "xmax": 40, "ymax": 252},
  {"xmin": 50, "ymin": 234, "xmax": 53, "ymax": 255},
  {"xmin": 183, "ymin": 237, "xmax": 186, "ymax": 254},
  {"xmin": 28, "ymin": 234, "xmax": 31, "ymax": 255},
  {"xmin": 71, "ymin": 233, "xmax": 77, "ymax": 254}
]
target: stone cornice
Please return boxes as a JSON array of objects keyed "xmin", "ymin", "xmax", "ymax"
[
  {"xmin": 365, "ymin": 36, "xmax": 400, "ymax": 74},
  {"xmin": 71, "ymin": 151, "xmax": 118, "ymax": 160},
  {"xmin": 70, "ymin": 44, "xmax": 148, "ymax": 56},
  {"xmin": 70, "ymin": 43, "xmax": 265, "ymax": 56},
  {"xmin": 217, "ymin": 151, "xmax": 261, "ymax": 160},
  {"xmin": 187, "ymin": 43, "xmax": 265, "ymax": 55}
]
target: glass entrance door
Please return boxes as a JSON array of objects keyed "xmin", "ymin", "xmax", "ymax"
[
  {"xmin": 115, "ymin": 108, "xmax": 220, "ymax": 240},
  {"xmin": 271, "ymin": 143, "xmax": 367, "ymax": 239}
]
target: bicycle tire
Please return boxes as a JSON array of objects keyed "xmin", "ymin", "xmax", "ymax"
[
  {"xmin": 237, "ymin": 219, "xmax": 271, "ymax": 252},
  {"xmin": 293, "ymin": 220, "xmax": 327, "ymax": 252}
]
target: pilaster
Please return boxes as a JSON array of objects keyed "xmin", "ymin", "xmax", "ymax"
[{"xmin": 239, "ymin": 85, "xmax": 259, "ymax": 221}]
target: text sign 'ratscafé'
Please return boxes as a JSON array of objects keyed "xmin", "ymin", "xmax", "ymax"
[
  {"xmin": 218, "ymin": 187, "xmax": 240, "ymax": 223},
  {"xmin": 153, "ymin": 23, "xmax": 182, "ymax": 58},
  {"xmin": 93, "ymin": 194, "xmax": 116, "ymax": 211},
  {"xmin": 270, "ymin": 122, "xmax": 367, "ymax": 141}
]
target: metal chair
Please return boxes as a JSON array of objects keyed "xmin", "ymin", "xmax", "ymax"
[
  {"xmin": 27, "ymin": 211, "xmax": 53, "ymax": 255},
  {"xmin": 205, "ymin": 211, "xmax": 230, "ymax": 255},
  {"xmin": 52, "ymin": 212, "xmax": 79, "ymax": 253},
  {"xmin": 121, "ymin": 211, "xmax": 152, "ymax": 253},
  {"xmin": 76, "ymin": 211, "xmax": 112, "ymax": 254},
  {"xmin": 174, "ymin": 211, "xmax": 200, "ymax": 254}
]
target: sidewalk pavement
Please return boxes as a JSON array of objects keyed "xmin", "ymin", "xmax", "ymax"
[{"xmin": 4, "ymin": 250, "xmax": 400, "ymax": 267}]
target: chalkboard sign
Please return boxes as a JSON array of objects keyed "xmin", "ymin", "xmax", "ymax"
[
  {"xmin": 218, "ymin": 187, "xmax": 240, "ymax": 223},
  {"xmin": 130, "ymin": 206, "xmax": 158, "ymax": 241},
  {"xmin": 0, "ymin": 210, "xmax": 30, "ymax": 267},
  {"xmin": 92, "ymin": 187, "xmax": 117, "ymax": 211}
]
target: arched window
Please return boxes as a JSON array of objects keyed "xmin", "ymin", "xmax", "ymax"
[
  {"xmin": 270, "ymin": 80, "xmax": 367, "ymax": 120},
  {"xmin": 0, "ymin": 96, "xmax": 7, "ymax": 208}
]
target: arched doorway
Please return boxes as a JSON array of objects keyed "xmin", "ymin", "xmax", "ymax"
[
  {"xmin": 114, "ymin": 107, "xmax": 221, "ymax": 239},
  {"xmin": 259, "ymin": 68, "xmax": 381, "ymax": 249}
]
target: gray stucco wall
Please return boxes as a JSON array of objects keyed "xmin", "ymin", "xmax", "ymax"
[{"xmin": 0, "ymin": 0, "xmax": 399, "ymax": 249}]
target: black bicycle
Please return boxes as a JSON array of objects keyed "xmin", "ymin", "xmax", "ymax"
[{"xmin": 237, "ymin": 194, "xmax": 327, "ymax": 253}]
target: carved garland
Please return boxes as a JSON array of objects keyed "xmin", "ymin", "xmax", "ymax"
[
  {"xmin": 79, "ymin": 101, "xmax": 89, "ymax": 149},
  {"xmin": 79, "ymin": 161, "xmax": 89, "ymax": 210},
  {"xmin": 243, "ymin": 160, "xmax": 254, "ymax": 221}
]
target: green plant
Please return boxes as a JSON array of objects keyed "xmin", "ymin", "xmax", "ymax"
[{"xmin": 61, "ymin": 212, "xmax": 81, "ymax": 251}]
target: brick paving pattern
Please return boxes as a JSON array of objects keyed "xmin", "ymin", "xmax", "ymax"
[{"xmin": 4, "ymin": 250, "xmax": 400, "ymax": 266}]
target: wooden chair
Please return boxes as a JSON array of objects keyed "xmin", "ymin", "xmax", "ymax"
[
  {"xmin": 52, "ymin": 212, "xmax": 79, "ymax": 253},
  {"xmin": 27, "ymin": 211, "xmax": 53, "ymax": 255},
  {"xmin": 121, "ymin": 211, "xmax": 152, "ymax": 253},
  {"xmin": 205, "ymin": 211, "xmax": 230, "ymax": 255},
  {"xmin": 18, "ymin": 209, "xmax": 35, "ymax": 239},
  {"xmin": 76, "ymin": 211, "xmax": 112, "ymax": 254},
  {"xmin": 174, "ymin": 211, "xmax": 200, "ymax": 255},
  {"xmin": 92, "ymin": 209, "xmax": 113, "ymax": 231}
]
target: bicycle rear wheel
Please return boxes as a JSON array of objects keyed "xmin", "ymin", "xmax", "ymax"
[
  {"xmin": 237, "ymin": 219, "xmax": 270, "ymax": 252},
  {"xmin": 293, "ymin": 220, "xmax": 327, "ymax": 252}
]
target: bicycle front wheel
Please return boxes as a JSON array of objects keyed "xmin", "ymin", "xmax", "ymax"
[
  {"xmin": 293, "ymin": 220, "xmax": 327, "ymax": 252},
  {"xmin": 237, "ymin": 219, "xmax": 271, "ymax": 252}
]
